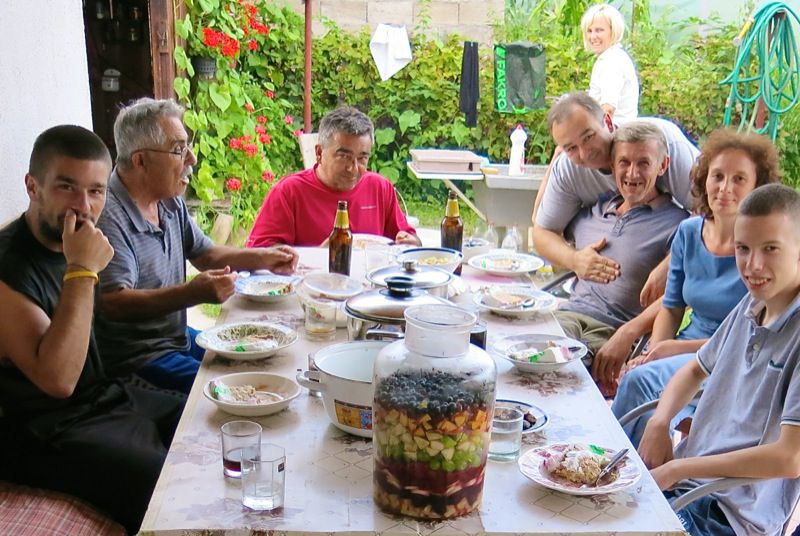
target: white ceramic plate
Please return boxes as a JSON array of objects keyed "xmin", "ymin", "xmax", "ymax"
[
  {"xmin": 203, "ymin": 372, "xmax": 301, "ymax": 417},
  {"xmin": 496, "ymin": 398, "xmax": 548, "ymax": 434},
  {"xmin": 473, "ymin": 285, "xmax": 557, "ymax": 318},
  {"xmin": 196, "ymin": 321, "xmax": 298, "ymax": 360},
  {"xmin": 352, "ymin": 233, "xmax": 393, "ymax": 249},
  {"xmin": 491, "ymin": 333, "xmax": 587, "ymax": 373},
  {"xmin": 518, "ymin": 443, "xmax": 641, "ymax": 495},
  {"xmin": 468, "ymin": 251, "xmax": 545, "ymax": 276},
  {"xmin": 235, "ymin": 274, "xmax": 299, "ymax": 303}
]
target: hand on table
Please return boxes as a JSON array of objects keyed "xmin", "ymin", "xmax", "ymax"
[
  {"xmin": 573, "ymin": 238, "xmax": 619, "ymax": 283},
  {"xmin": 395, "ymin": 231, "xmax": 421, "ymax": 246},
  {"xmin": 62, "ymin": 210, "xmax": 115, "ymax": 273},
  {"xmin": 262, "ymin": 244, "xmax": 299, "ymax": 274},
  {"xmin": 188, "ymin": 266, "xmax": 237, "ymax": 303}
]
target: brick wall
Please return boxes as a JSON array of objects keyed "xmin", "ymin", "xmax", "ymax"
[{"xmin": 281, "ymin": 0, "xmax": 504, "ymax": 43}]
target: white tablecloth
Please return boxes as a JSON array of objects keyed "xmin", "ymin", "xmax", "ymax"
[{"xmin": 140, "ymin": 248, "xmax": 684, "ymax": 536}]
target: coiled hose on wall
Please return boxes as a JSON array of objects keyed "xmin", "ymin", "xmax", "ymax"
[{"xmin": 721, "ymin": 1, "xmax": 800, "ymax": 139}]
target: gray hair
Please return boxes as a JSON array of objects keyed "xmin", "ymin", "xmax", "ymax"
[
  {"xmin": 114, "ymin": 98, "xmax": 185, "ymax": 169},
  {"xmin": 739, "ymin": 183, "xmax": 800, "ymax": 221},
  {"xmin": 317, "ymin": 107, "xmax": 374, "ymax": 147},
  {"xmin": 611, "ymin": 121, "xmax": 668, "ymax": 160},
  {"xmin": 547, "ymin": 92, "xmax": 605, "ymax": 133}
]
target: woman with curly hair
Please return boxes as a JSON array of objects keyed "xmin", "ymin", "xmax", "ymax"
[{"xmin": 612, "ymin": 129, "xmax": 781, "ymax": 446}]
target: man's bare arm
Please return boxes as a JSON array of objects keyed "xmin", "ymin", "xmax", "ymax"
[{"xmin": 0, "ymin": 212, "xmax": 113, "ymax": 398}]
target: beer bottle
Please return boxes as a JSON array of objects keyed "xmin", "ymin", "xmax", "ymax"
[
  {"xmin": 328, "ymin": 200, "xmax": 353, "ymax": 275},
  {"xmin": 440, "ymin": 191, "xmax": 463, "ymax": 274}
]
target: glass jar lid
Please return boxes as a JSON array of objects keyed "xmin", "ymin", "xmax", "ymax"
[
  {"xmin": 367, "ymin": 260, "xmax": 453, "ymax": 290},
  {"xmin": 345, "ymin": 277, "xmax": 451, "ymax": 323}
]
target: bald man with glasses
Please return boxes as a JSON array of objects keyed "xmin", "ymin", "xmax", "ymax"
[{"xmin": 94, "ymin": 98, "xmax": 299, "ymax": 393}]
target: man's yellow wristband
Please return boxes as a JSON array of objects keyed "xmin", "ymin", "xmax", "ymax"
[{"xmin": 63, "ymin": 270, "xmax": 99, "ymax": 284}]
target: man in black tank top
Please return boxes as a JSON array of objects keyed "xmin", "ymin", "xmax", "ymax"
[{"xmin": 0, "ymin": 125, "xmax": 185, "ymax": 534}]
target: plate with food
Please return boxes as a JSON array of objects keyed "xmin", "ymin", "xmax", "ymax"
[
  {"xmin": 491, "ymin": 333, "xmax": 587, "ymax": 372},
  {"xmin": 196, "ymin": 321, "xmax": 298, "ymax": 360},
  {"xmin": 496, "ymin": 398, "xmax": 548, "ymax": 434},
  {"xmin": 204, "ymin": 372, "xmax": 301, "ymax": 417},
  {"xmin": 468, "ymin": 251, "xmax": 545, "ymax": 277},
  {"xmin": 352, "ymin": 233, "xmax": 393, "ymax": 249},
  {"xmin": 235, "ymin": 274, "xmax": 299, "ymax": 303},
  {"xmin": 473, "ymin": 285, "xmax": 557, "ymax": 318},
  {"xmin": 518, "ymin": 443, "xmax": 640, "ymax": 495}
]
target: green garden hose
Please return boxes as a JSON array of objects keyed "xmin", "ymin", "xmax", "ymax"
[{"xmin": 721, "ymin": 1, "xmax": 800, "ymax": 139}]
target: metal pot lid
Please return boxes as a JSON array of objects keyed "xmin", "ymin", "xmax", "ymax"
[
  {"xmin": 345, "ymin": 277, "xmax": 451, "ymax": 323},
  {"xmin": 367, "ymin": 260, "xmax": 453, "ymax": 289}
]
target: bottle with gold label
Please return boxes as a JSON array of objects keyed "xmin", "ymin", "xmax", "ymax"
[
  {"xmin": 328, "ymin": 200, "xmax": 353, "ymax": 275},
  {"xmin": 440, "ymin": 191, "xmax": 463, "ymax": 274}
]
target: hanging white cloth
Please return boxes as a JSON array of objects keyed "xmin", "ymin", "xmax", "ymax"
[{"xmin": 369, "ymin": 24, "xmax": 412, "ymax": 81}]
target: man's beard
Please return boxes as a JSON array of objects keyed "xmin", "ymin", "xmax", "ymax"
[{"xmin": 38, "ymin": 216, "xmax": 63, "ymax": 243}]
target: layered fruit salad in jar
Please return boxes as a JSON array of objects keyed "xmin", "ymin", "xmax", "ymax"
[{"xmin": 373, "ymin": 369, "xmax": 495, "ymax": 519}]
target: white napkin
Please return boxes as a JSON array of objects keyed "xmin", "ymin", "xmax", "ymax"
[{"xmin": 369, "ymin": 24, "xmax": 412, "ymax": 81}]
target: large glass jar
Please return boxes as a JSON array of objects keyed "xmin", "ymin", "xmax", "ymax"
[{"xmin": 372, "ymin": 304, "xmax": 497, "ymax": 519}]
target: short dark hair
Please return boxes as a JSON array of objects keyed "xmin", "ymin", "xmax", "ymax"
[
  {"xmin": 317, "ymin": 107, "xmax": 374, "ymax": 147},
  {"xmin": 738, "ymin": 184, "xmax": 800, "ymax": 222},
  {"xmin": 547, "ymin": 92, "xmax": 605, "ymax": 133},
  {"xmin": 692, "ymin": 129, "xmax": 781, "ymax": 218},
  {"xmin": 29, "ymin": 125, "xmax": 111, "ymax": 182}
]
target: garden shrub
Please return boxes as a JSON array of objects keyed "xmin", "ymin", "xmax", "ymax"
[{"xmin": 176, "ymin": 0, "xmax": 799, "ymax": 235}]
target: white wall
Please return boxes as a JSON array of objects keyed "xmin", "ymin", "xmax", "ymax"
[{"xmin": 0, "ymin": 0, "xmax": 92, "ymax": 224}]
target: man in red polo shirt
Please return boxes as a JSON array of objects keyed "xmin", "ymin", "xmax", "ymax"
[{"xmin": 247, "ymin": 107, "xmax": 420, "ymax": 247}]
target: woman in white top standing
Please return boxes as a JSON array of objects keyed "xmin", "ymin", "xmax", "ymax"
[{"xmin": 581, "ymin": 4, "xmax": 639, "ymax": 123}]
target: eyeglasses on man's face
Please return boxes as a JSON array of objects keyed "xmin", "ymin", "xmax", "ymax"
[{"xmin": 137, "ymin": 143, "xmax": 193, "ymax": 160}]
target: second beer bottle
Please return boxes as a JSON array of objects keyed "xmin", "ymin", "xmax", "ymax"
[
  {"xmin": 440, "ymin": 190, "xmax": 463, "ymax": 275},
  {"xmin": 328, "ymin": 200, "xmax": 353, "ymax": 275}
]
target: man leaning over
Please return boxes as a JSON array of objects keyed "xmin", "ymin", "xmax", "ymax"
[
  {"xmin": 0, "ymin": 125, "xmax": 184, "ymax": 535},
  {"xmin": 552, "ymin": 121, "xmax": 687, "ymax": 393},
  {"xmin": 95, "ymin": 98, "xmax": 299, "ymax": 394},
  {"xmin": 532, "ymin": 92, "xmax": 698, "ymax": 305}
]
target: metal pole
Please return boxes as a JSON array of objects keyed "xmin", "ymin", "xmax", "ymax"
[{"xmin": 303, "ymin": 0, "xmax": 313, "ymax": 133}]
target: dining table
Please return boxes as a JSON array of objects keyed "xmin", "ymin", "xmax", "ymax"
[{"xmin": 139, "ymin": 247, "xmax": 686, "ymax": 536}]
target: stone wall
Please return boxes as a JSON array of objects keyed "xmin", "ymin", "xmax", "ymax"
[{"xmin": 281, "ymin": 0, "xmax": 504, "ymax": 43}]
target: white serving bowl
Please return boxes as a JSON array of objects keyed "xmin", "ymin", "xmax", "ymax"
[
  {"xmin": 395, "ymin": 247, "xmax": 463, "ymax": 274},
  {"xmin": 491, "ymin": 333, "xmax": 587, "ymax": 373},
  {"xmin": 203, "ymin": 372, "xmax": 301, "ymax": 417}
]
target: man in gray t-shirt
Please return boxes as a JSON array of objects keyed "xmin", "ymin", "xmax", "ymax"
[
  {"xmin": 532, "ymin": 92, "xmax": 698, "ymax": 306},
  {"xmin": 638, "ymin": 184, "xmax": 800, "ymax": 536},
  {"xmin": 95, "ymin": 98, "xmax": 299, "ymax": 394},
  {"xmin": 553, "ymin": 121, "xmax": 687, "ymax": 394}
]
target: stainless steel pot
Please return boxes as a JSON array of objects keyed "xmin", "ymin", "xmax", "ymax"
[
  {"xmin": 366, "ymin": 260, "xmax": 453, "ymax": 298},
  {"xmin": 344, "ymin": 277, "xmax": 451, "ymax": 341}
]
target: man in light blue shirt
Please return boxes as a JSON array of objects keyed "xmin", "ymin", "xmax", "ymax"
[{"xmin": 638, "ymin": 184, "xmax": 800, "ymax": 536}]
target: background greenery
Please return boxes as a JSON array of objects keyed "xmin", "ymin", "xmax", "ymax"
[{"xmin": 175, "ymin": 0, "xmax": 800, "ymax": 236}]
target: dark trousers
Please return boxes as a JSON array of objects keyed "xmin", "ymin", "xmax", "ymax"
[{"xmin": 0, "ymin": 383, "xmax": 185, "ymax": 534}]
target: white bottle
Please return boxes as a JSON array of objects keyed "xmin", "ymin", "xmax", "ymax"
[
  {"xmin": 508, "ymin": 125, "xmax": 527, "ymax": 176},
  {"xmin": 501, "ymin": 224, "xmax": 522, "ymax": 252}
]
